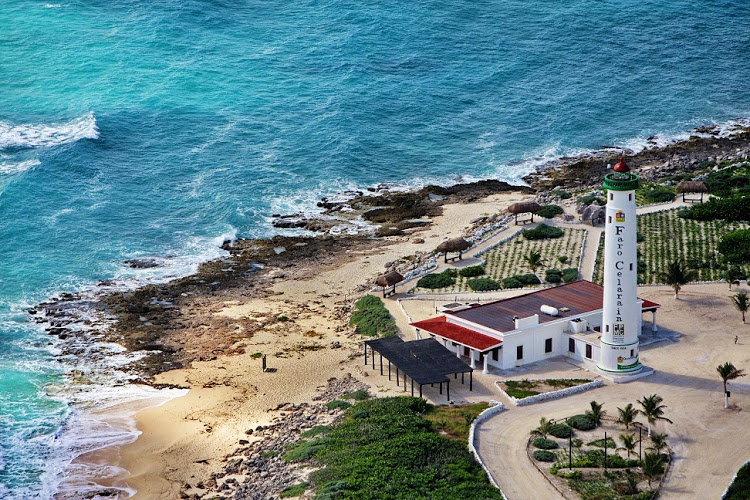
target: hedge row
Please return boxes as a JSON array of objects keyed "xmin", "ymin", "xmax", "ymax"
[{"xmin": 349, "ymin": 295, "xmax": 398, "ymax": 337}]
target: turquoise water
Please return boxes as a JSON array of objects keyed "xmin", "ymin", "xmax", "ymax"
[{"xmin": 1, "ymin": 0, "xmax": 749, "ymax": 496}]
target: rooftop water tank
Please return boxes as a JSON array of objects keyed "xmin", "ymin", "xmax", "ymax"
[{"xmin": 540, "ymin": 304, "xmax": 559, "ymax": 316}]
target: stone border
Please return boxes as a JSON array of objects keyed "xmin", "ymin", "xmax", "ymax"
[
  {"xmin": 468, "ymin": 401, "xmax": 507, "ymax": 498},
  {"xmin": 497, "ymin": 379, "xmax": 604, "ymax": 406}
]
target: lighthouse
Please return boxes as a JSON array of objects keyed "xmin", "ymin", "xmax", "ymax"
[{"xmin": 598, "ymin": 157, "xmax": 642, "ymax": 373}]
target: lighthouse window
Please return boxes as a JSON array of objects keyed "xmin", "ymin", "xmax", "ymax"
[
  {"xmin": 516, "ymin": 345, "xmax": 523, "ymax": 360},
  {"xmin": 605, "ymin": 325, "xmax": 609, "ymax": 333},
  {"xmin": 610, "ymin": 193, "xmax": 613, "ymax": 200},
  {"xmin": 585, "ymin": 344, "xmax": 593, "ymax": 359},
  {"xmin": 630, "ymin": 263, "xmax": 634, "ymax": 271},
  {"xmin": 630, "ymin": 349, "xmax": 634, "ymax": 357},
  {"xmin": 608, "ymin": 216, "xmax": 612, "ymax": 223},
  {"xmin": 545, "ymin": 338, "xmax": 553, "ymax": 353}
]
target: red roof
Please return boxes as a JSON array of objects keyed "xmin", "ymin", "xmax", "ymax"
[
  {"xmin": 411, "ymin": 316, "xmax": 502, "ymax": 351},
  {"xmin": 614, "ymin": 157, "xmax": 630, "ymax": 173},
  {"xmin": 641, "ymin": 299, "xmax": 660, "ymax": 309}
]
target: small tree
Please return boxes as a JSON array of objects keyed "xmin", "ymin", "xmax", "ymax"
[
  {"xmin": 642, "ymin": 452, "xmax": 665, "ymax": 489},
  {"xmin": 617, "ymin": 403, "xmax": 637, "ymax": 430},
  {"xmin": 731, "ymin": 290, "xmax": 749, "ymax": 323},
  {"xmin": 656, "ymin": 259, "xmax": 697, "ymax": 299},
  {"xmin": 532, "ymin": 417, "xmax": 553, "ymax": 439},
  {"xmin": 524, "ymin": 250, "xmax": 546, "ymax": 275},
  {"xmin": 638, "ymin": 394, "xmax": 673, "ymax": 437},
  {"xmin": 648, "ymin": 432, "xmax": 668, "ymax": 454},
  {"xmin": 585, "ymin": 401, "xmax": 606, "ymax": 426},
  {"xmin": 572, "ymin": 438, "xmax": 583, "ymax": 453},
  {"xmin": 717, "ymin": 362, "xmax": 746, "ymax": 409},
  {"xmin": 725, "ymin": 267, "xmax": 742, "ymax": 290},
  {"xmin": 618, "ymin": 433, "xmax": 638, "ymax": 459}
]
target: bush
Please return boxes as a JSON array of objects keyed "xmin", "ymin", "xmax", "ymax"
[
  {"xmin": 551, "ymin": 189, "xmax": 572, "ymax": 199},
  {"xmin": 558, "ymin": 255, "xmax": 569, "ymax": 264},
  {"xmin": 349, "ymin": 295, "xmax": 398, "ymax": 337},
  {"xmin": 284, "ymin": 439, "xmax": 327, "ymax": 462},
  {"xmin": 502, "ymin": 277, "xmax": 523, "ymax": 289},
  {"xmin": 567, "ymin": 414, "xmax": 596, "ymax": 431},
  {"xmin": 301, "ymin": 425, "xmax": 333, "ymax": 438},
  {"xmin": 516, "ymin": 273, "xmax": 542, "ymax": 285},
  {"xmin": 533, "ymin": 450, "xmax": 557, "ymax": 462},
  {"xmin": 458, "ymin": 265, "xmax": 485, "ymax": 277},
  {"xmin": 522, "ymin": 223, "xmax": 564, "ymax": 240},
  {"xmin": 549, "ymin": 423, "xmax": 574, "ymax": 438},
  {"xmin": 718, "ymin": 229, "xmax": 750, "ymax": 264},
  {"xmin": 639, "ymin": 184, "xmax": 675, "ymax": 204},
  {"xmin": 679, "ymin": 195, "xmax": 750, "ymax": 222},
  {"xmin": 467, "ymin": 277, "xmax": 502, "ymax": 291},
  {"xmin": 725, "ymin": 461, "xmax": 750, "ymax": 500},
  {"xmin": 280, "ymin": 482, "xmax": 310, "ymax": 498},
  {"xmin": 704, "ymin": 165, "xmax": 750, "ymax": 198},
  {"xmin": 533, "ymin": 438, "xmax": 559, "ymax": 450},
  {"xmin": 545, "ymin": 269, "xmax": 562, "ymax": 284},
  {"xmin": 556, "ymin": 469, "xmax": 582, "ymax": 479},
  {"xmin": 342, "ymin": 390, "xmax": 371, "ymax": 401},
  {"xmin": 537, "ymin": 204, "xmax": 564, "ymax": 218},
  {"xmin": 416, "ymin": 270, "xmax": 455, "ymax": 289},
  {"xmin": 326, "ymin": 400, "xmax": 351, "ymax": 411},
  {"xmin": 562, "ymin": 268, "xmax": 579, "ymax": 282},
  {"xmin": 578, "ymin": 195, "xmax": 606, "ymax": 206},
  {"xmin": 587, "ymin": 437, "xmax": 616, "ymax": 448}
]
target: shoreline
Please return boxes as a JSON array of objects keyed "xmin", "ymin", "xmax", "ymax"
[{"xmin": 30, "ymin": 121, "xmax": 750, "ymax": 498}]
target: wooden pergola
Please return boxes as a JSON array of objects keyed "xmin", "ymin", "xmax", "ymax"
[
  {"xmin": 375, "ymin": 271, "xmax": 404, "ymax": 298},
  {"xmin": 676, "ymin": 180, "xmax": 708, "ymax": 203},
  {"xmin": 508, "ymin": 201, "xmax": 541, "ymax": 225},
  {"xmin": 436, "ymin": 238, "xmax": 471, "ymax": 263}
]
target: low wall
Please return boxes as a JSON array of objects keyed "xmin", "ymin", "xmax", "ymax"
[
  {"xmin": 497, "ymin": 379, "xmax": 604, "ymax": 406},
  {"xmin": 468, "ymin": 401, "xmax": 507, "ymax": 498}
]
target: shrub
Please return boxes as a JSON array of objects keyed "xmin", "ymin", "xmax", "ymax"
[
  {"xmin": 718, "ymin": 229, "xmax": 750, "ymax": 264},
  {"xmin": 533, "ymin": 438, "xmax": 559, "ymax": 450},
  {"xmin": 533, "ymin": 450, "xmax": 556, "ymax": 462},
  {"xmin": 704, "ymin": 166, "xmax": 750, "ymax": 198},
  {"xmin": 558, "ymin": 255, "xmax": 569, "ymax": 264},
  {"xmin": 567, "ymin": 414, "xmax": 596, "ymax": 431},
  {"xmin": 549, "ymin": 423, "xmax": 574, "ymax": 438},
  {"xmin": 545, "ymin": 269, "xmax": 562, "ymax": 284},
  {"xmin": 349, "ymin": 295, "xmax": 398, "ymax": 337},
  {"xmin": 284, "ymin": 439, "xmax": 327, "ymax": 462},
  {"xmin": 342, "ymin": 390, "xmax": 371, "ymax": 401},
  {"xmin": 503, "ymin": 379, "xmax": 539, "ymax": 399},
  {"xmin": 562, "ymin": 268, "xmax": 579, "ymax": 282},
  {"xmin": 587, "ymin": 437, "xmax": 616, "ymax": 448},
  {"xmin": 578, "ymin": 195, "xmax": 606, "ymax": 206},
  {"xmin": 556, "ymin": 469, "xmax": 582, "ymax": 479},
  {"xmin": 416, "ymin": 270, "xmax": 455, "ymax": 289},
  {"xmin": 502, "ymin": 277, "xmax": 523, "ymax": 289},
  {"xmin": 516, "ymin": 273, "xmax": 542, "ymax": 285},
  {"xmin": 679, "ymin": 195, "xmax": 750, "ymax": 222},
  {"xmin": 467, "ymin": 277, "xmax": 502, "ymax": 291},
  {"xmin": 458, "ymin": 265, "xmax": 485, "ymax": 277},
  {"xmin": 326, "ymin": 400, "xmax": 351, "ymax": 411},
  {"xmin": 301, "ymin": 425, "xmax": 333, "ymax": 438},
  {"xmin": 639, "ymin": 184, "xmax": 675, "ymax": 204},
  {"xmin": 551, "ymin": 189, "xmax": 572, "ymax": 199},
  {"xmin": 522, "ymin": 223, "xmax": 564, "ymax": 240},
  {"xmin": 537, "ymin": 204, "xmax": 564, "ymax": 218},
  {"xmin": 280, "ymin": 482, "xmax": 310, "ymax": 498}
]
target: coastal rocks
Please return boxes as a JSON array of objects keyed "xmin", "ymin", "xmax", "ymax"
[{"xmin": 124, "ymin": 258, "xmax": 160, "ymax": 269}]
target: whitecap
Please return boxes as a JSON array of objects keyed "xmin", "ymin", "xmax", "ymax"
[
  {"xmin": 0, "ymin": 159, "xmax": 41, "ymax": 175},
  {"xmin": 0, "ymin": 112, "xmax": 99, "ymax": 150}
]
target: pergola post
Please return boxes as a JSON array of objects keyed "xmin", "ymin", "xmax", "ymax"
[
  {"xmin": 403, "ymin": 372, "xmax": 406, "ymax": 391},
  {"xmin": 411, "ymin": 379, "xmax": 414, "ymax": 397},
  {"xmin": 447, "ymin": 380, "xmax": 450, "ymax": 401},
  {"xmin": 388, "ymin": 360, "xmax": 391, "ymax": 380},
  {"xmin": 419, "ymin": 385, "xmax": 423, "ymax": 398},
  {"xmin": 652, "ymin": 310, "xmax": 658, "ymax": 332},
  {"xmin": 439, "ymin": 382, "xmax": 443, "ymax": 395},
  {"xmin": 470, "ymin": 371, "xmax": 473, "ymax": 391},
  {"xmin": 380, "ymin": 354, "xmax": 383, "ymax": 375},
  {"xmin": 364, "ymin": 344, "xmax": 367, "ymax": 365},
  {"xmin": 396, "ymin": 367, "xmax": 399, "ymax": 386},
  {"xmin": 461, "ymin": 372, "xmax": 465, "ymax": 384},
  {"xmin": 469, "ymin": 350, "xmax": 477, "ymax": 369}
]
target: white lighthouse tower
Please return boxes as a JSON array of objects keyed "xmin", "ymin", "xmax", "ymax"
[{"xmin": 598, "ymin": 157, "xmax": 642, "ymax": 374}]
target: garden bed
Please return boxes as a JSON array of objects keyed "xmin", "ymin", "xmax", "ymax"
[{"xmin": 498, "ymin": 378, "xmax": 593, "ymax": 399}]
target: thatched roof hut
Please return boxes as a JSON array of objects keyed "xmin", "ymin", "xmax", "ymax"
[
  {"xmin": 375, "ymin": 271, "xmax": 404, "ymax": 288},
  {"xmin": 436, "ymin": 238, "xmax": 471, "ymax": 263},
  {"xmin": 508, "ymin": 201, "xmax": 542, "ymax": 224},
  {"xmin": 676, "ymin": 180, "xmax": 709, "ymax": 202}
]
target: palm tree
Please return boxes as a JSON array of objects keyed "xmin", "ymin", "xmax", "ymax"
[
  {"xmin": 725, "ymin": 267, "xmax": 742, "ymax": 290},
  {"xmin": 532, "ymin": 417, "xmax": 553, "ymax": 439},
  {"xmin": 585, "ymin": 401, "xmax": 606, "ymax": 426},
  {"xmin": 617, "ymin": 403, "xmax": 637, "ymax": 430},
  {"xmin": 618, "ymin": 433, "xmax": 638, "ymax": 459},
  {"xmin": 731, "ymin": 291, "xmax": 749, "ymax": 323},
  {"xmin": 656, "ymin": 259, "xmax": 697, "ymax": 299},
  {"xmin": 637, "ymin": 394, "xmax": 673, "ymax": 437},
  {"xmin": 524, "ymin": 250, "xmax": 546, "ymax": 275},
  {"xmin": 572, "ymin": 438, "xmax": 583, "ymax": 453},
  {"xmin": 717, "ymin": 362, "xmax": 746, "ymax": 409},
  {"xmin": 642, "ymin": 452, "xmax": 665, "ymax": 489},
  {"xmin": 648, "ymin": 432, "xmax": 668, "ymax": 455}
]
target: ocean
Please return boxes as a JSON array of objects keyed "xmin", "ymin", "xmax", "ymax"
[{"xmin": 1, "ymin": 0, "xmax": 749, "ymax": 496}]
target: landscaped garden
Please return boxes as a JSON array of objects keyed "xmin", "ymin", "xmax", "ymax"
[
  {"xmin": 413, "ymin": 226, "xmax": 585, "ymax": 293},
  {"xmin": 529, "ymin": 398, "xmax": 673, "ymax": 500},
  {"xmin": 498, "ymin": 378, "xmax": 592, "ymax": 399}
]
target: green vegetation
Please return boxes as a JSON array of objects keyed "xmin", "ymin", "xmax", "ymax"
[
  {"xmin": 280, "ymin": 482, "xmax": 310, "ymax": 498},
  {"xmin": 467, "ymin": 277, "xmax": 502, "ymax": 291},
  {"xmin": 637, "ymin": 183, "xmax": 675, "ymax": 205},
  {"xmin": 503, "ymin": 380, "xmax": 540, "ymax": 399},
  {"xmin": 341, "ymin": 390, "xmax": 371, "ymax": 401},
  {"xmin": 545, "ymin": 268, "xmax": 562, "ymax": 284},
  {"xmin": 679, "ymin": 195, "xmax": 750, "ymax": 222},
  {"xmin": 422, "ymin": 402, "xmax": 490, "ymax": 440},
  {"xmin": 585, "ymin": 401, "xmax": 607, "ymax": 426},
  {"xmin": 522, "ymin": 223, "xmax": 564, "ymax": 240},
  {"xmin": 291, "ymin": 397, "xmax": 503, "ymax": 499},
  {"xmin": 502, "ymin": 277, "xmax": 523, "ymax": 289},
  {"xmin": 578, "ymin": 194, "xmax": 606, "ymax": 206},
  {"xmin": 704, "ymin": 162, "xmax": 750, "ymax": 198},
  {"xmin": 326, "ymin": 400, "xmax": 351, "ymax": 411},
  {"xmin": 717, "ymin": 362, "xmax": 746, "ymax": 408},
  {"xmin": 458, "ymin": 265, "xmax": 486, "ymax": 277},
  {"xmin": 551, "ymin": 189, "xmax": 572, "ymax": 199},
  {"xmin": 349, "ymin": 295, "xmax": 398, "ymax": 337},
  {"xmin": 719, "ymin": 229, "xmax": 750, "ymax": 264},
  {"xmin": 250, "ymin": 352, "xmax": 264, "ymax": 359},
  {"xmin": 537, "ymin": 204, "xmax": 565, "ymax": 218},
  {"xmin": 587, "ymin": 437, "xmax": 616, "ymax": 448},
  {"xmin": 567, "ymin": 414, "xmax": 597, "ymax": 431},
  {"xmin": 504, "ymin": 379, "xmax": 591, "ymax": 399},
  {"xmin": 416, "ymin": 269, "xmax": 456, "ymax": 289},
  {"xmin": 261, "ymin": 450, "xmax": 280, "ymax": 458},
  {"xmin": 732, "ymin": 291, "xmax": 749, "ymax": 323},
  {"xmin": 301, "ymin": 425, "xmax": 333, "ymax": 438},
  {"xmin": 724, "ymin": 461, "xmax": 750, "ymax": 500},
  {"xmin": 638, "ymin": 394, "xmax": 673, "ymax": 437},
  {"xmin": 533, "ymin": 438, "xmax": 559, "ymax": 450},
  {"xmin": 533, "ymin": 450, "xmax": 557, "ymax": 462},
  {"xmin": 284, "ymin": 439, "xmax": 328, "ymax": 462},
  {"xmin": 549, "ymin": 423, "xmax": 574, "ymax": 438},
  {"xmin": 562, "ymin": 267, "xmax": 579, "ymax": 282}
]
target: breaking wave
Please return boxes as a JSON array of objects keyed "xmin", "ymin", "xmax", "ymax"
[{"xmin": 0, "ymin": 112, "xmax": 99, "ymax": 150}]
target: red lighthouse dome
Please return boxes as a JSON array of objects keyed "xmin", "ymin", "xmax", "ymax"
[{"xmin": 613, "ymin": 157, "xmax": 630, "ymax": 173}]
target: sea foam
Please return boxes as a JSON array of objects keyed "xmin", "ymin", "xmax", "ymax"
[{"xmin": 0, "ymin": 112, "xmax": 99, "ymax": 150}]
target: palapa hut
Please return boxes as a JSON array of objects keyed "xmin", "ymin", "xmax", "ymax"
[
  {"xmin": 375, "ymin": 271, "xmax": 404, "ymax": 298},
  {"xmin": 508, "ymin": 201, "xmax": 541, "ymax": 225},
  {"xmin": 436, "ymin": 238, "xmax": 471, "ymax": 263},
  {"xmin": 676, "ymin": 180, "xmax": 709, "ymax": 203}
]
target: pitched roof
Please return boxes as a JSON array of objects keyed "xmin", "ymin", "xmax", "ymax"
[
  {"xmin": 410, "ymin": 316, "xmax": 502, "ymax": 351},
  {"xmin": 445, "ymin": 280, "xmax": 660, "ymax": 333}
]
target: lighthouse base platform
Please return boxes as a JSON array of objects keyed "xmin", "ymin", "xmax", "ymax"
[{"xmin": 565, "ymin": 358, "xmax": 655, "ymax": 384}]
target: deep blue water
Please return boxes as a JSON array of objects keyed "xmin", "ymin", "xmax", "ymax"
[{"xmin": 1, "ymin": 0, "xmax": 749, "ymax": 496}]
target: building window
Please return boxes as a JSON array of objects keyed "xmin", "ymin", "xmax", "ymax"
[
  {"xmin": 585, "ymin": 344, "xmax": 593, "ymax": 359},
  {"xmin": 569, "ymin": 338, "xmax": 575, "ymax": 353},
  {"xmin": 630, "ymin": 349, "xmax": 634, "ymax": 357},
  {"xmin": 545, "ymin": 338, "xmax": 553, "ymax": 353},
  {"xmin": 492, "ymin": 348, "xmax": 499, "ymax": 361},
  {"xmin": 517, "ymin": 345, "xmax": 523, "ymax": 360}
]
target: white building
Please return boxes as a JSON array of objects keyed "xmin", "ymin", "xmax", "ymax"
[{"xmin": 411, "ymin": 280, "xmax": 660, "ymax": 374}]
